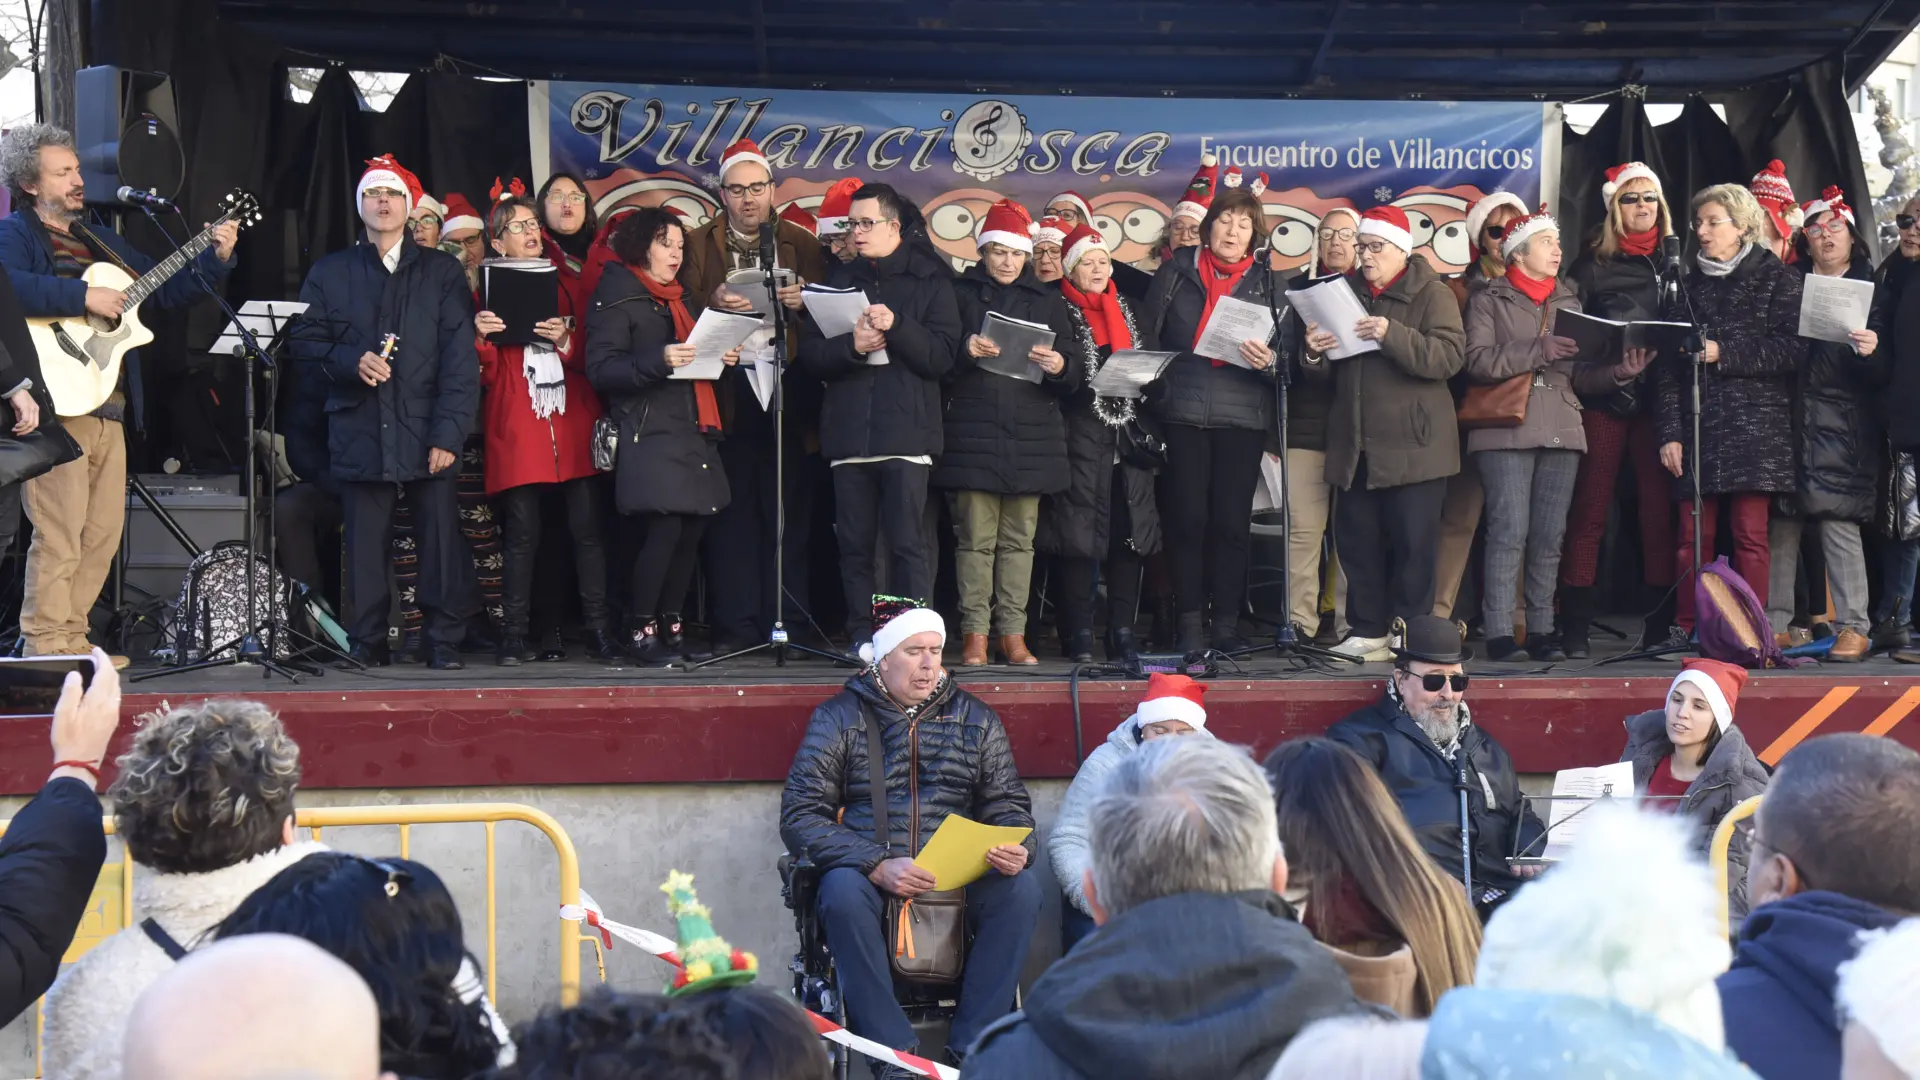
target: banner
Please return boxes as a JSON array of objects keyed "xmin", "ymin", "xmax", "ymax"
[{"xmin": 537, "ymin": 82, "xmax": 1549, "ymax": 275}]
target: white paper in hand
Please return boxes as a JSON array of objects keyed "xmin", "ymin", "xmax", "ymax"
[
  {"xmin": 725, "ymin": 267, "xmax": 796, "ymax": 318},
  {"xmin": 802, "ymin": 285, "xmax": 890, "ymax": 366},
  {"xmin": 1193, "ymin": 295, "xmax": 1277, "ymax": 366},
  {"xmin": 1089, "ymin": 350, "xmax": 1178, "ymax": 398},
  {"xmin": 1797, "ymin": 273, "xmax": 1875, "ymax": 344},
  {"xmin": 673, "ymin": 308, "xmax": 764, "ymax": 381},
  {"xmin": 1288, "ymin": 276, "xmax": 1379, "ymax": 359}
]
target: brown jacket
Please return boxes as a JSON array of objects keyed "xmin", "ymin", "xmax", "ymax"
[
  {"xmin": 1462, "ymin": 276, "xmax": 1600, "ymax": 455},
  {"xmin": 1319, "ymin": 940, "xmax": 1422, "ymax": 1018},
  {"xmin": 678, "ymin": 213, "xmax": 830, "ymax": 428},
  {"xmin": 1324, "ymin": 255, "xmax": 1466, "ymax": 490}
]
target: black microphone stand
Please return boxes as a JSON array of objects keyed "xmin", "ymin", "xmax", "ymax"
[{"xmin": 693, "ymin": 222, "xmax": 856, "ymax": 669}]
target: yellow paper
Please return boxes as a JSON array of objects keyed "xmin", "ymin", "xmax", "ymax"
[{"xmin": 912, "ymin": 814, "xmax": 1033, "ymax": 890}]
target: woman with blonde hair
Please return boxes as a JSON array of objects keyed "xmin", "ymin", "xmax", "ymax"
[{"xmin": 1264, "ymin": 737, "xmax": 1481, "ymax": 1017}]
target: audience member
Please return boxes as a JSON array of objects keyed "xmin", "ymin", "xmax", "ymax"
[
  {"xmin": 121, "ymin": 934, "xmax": 394, "ymax": 1080},
  {"xmin": 42, "ymin": 697, "xmax": 319, "ymax": 1079},
  {"xmin": 1719, "ymin": 734, "xmax": 1920, "ymax": 1080},
  {"xmin": 779, "ymin": 598, "xmax": 1039, "ymax": 1073},
  {"xmin": 1267, "ymin": 1015, "xmax": 1428, "ymax": 1080},
  {"xmin": 211, "ymin": 851, "xmax": 510, "ymax": 1078},
  {"xmin": 1326, "ymin": 614, "xmax": 1544, "ymax": 915},
  {"xmin": 967, "ymin": 736, "xmax": 1365, "ymax": 1079},
  {"xmin": 1264, "ymin": 737, "xmax": 1481, "ymax": 1017},
  {"xmin": 1835, "ymin": 918, "xmax": 1920, "ymax": 1080},
  {"xmin": 0, "ymin": 649, "xmax": 118, "ymax": 1026},
  {"xmin": 487, "ymin": 986, "xmax": 830, "ymax": 1080}
]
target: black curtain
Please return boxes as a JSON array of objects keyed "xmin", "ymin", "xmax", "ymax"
[
  {"xmin": 1724, "ymin": 57, "xmax": 1880, "ymax": 258},
  {"xmin": 1555, "ymin": 99, "xmax": 1666, "ymax": 252}
]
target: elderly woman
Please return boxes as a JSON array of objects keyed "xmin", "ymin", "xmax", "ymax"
[
  {"xmin": 1043, "ymin": 222, "xmax": 1161, "ymax": 663},
  {"xmin": 1768, "ymin": 188, "xmax": 1879, "ymax": 662},
  {"xmin": 1031, "ymin": 216, "xmax": 1067, "ymax": 284},
  {"xmin": 1871, "ymin": 194, "xmax": 1920, "ymax": 659},
  {"xmin": 1306, "ymin": 207, "xmax": 1465, "ymax": 662},
  {"xmin": 938, "ymin": 200, "xmax": 1077, "ymax": 667},
  {"xmin": 1655, "ymin": 184, "xmax": 1806, "ymax": 643},
  {"xmin": 1560, "ymin": 162, "xmax": 1677, "ymax": 655},
  {"xmin": 1140, "ymin": 186, "xmax": 1281, "ymax": 654}
]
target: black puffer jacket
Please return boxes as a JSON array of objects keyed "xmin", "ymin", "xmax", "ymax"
[
  {"xmin": 1782, "ymin": 259, "xmax": 1878, "ymax": 522},
  {"xmin": 584, "ymin": 263, "xmax": 730, "ymax": 517},
  {"xmin": 1619, "ymin": 708, "xmax": 1770, "ymax": 923},
  {"xmin": 779, "ymin": 673, "xmax": 1035, "ymax": 874},
  {"xmin": 1565, "ymin": 246, "xmax": 1666, "ymax": 412},
  {"xmin": 1655, "ymin": 245, "xmax": 1806, "ymax": 498},
  {"xmin": 798, "ymin": 240, "xmax": 961, "ymax": 461},
  {"xmin": 934, "ymin": 265, "xmax": 1076, "ymax": 494},
  {"xmin": 1139, "ymin": 245, "xmax": 1281, "ymax": 432},
  {"xmin": 1284, "ymin": 270, "xmax": 1335, "ymax": 453},
  {"xmin": 1869, "ymin": 253, "xmax": 1920, "ymax": 451},
  {"xmin": 1038, "ymin": 297, "xmax": 1162, "ymax": 559}
]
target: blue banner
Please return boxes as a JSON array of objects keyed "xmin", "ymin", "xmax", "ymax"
[{"xmin": 542, "ymin": 83, "xmax": 1545, "ymax": 274}]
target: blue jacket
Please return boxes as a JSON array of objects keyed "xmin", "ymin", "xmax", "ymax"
[
  {"xmin": 1424, "ymin": 988, "xmax": 1759, "ymax": 1079},
  {"xmin": 0, "ymin": 209, "xmax": 231, "ymax": 428},
  {"xmin": 1717, "ymin": 890, "xmax": 1902, "ymax": 1080},
  {"xmin": 290, "ymin": 238, "xmax": 477, "ymax": 484}
]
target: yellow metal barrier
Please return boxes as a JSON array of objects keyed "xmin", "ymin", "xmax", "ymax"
[{"xmin": 1709, "ymin": 794, "xmax": 1764, "ymax": 937}]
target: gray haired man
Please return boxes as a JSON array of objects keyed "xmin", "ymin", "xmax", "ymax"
[{"xmin": 964, "ymin": 737, "xmax": 1365, "ymax": 1080}]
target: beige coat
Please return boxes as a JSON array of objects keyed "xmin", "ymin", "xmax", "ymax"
[
  {"xmin": 1320, "ymin": 940, "xmax": 1423, "ymax": 1018},
  {"xmin": 1462, "ymin": 276, "xmax": 1595, "ymax": 455},
  {"xmin": 1323, "ymin": 256, "xmax": 1466, "ymax": 490}
]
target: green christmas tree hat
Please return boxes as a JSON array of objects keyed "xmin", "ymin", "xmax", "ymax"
[{"xmin": 661, "ymin": 869, "xmax": 758, "ymax": 996}]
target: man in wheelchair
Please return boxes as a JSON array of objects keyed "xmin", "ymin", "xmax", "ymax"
[{"xmin": 780, "ymin": 598, "xmax": 1042, "ymax": 1074}]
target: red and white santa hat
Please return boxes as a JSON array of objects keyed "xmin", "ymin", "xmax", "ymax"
[
  {"xmin": 779, "ymin": 201, "xmax": 818, "ymax": 237},
  {"xmin": 718, "ymin": 138, "xmax": 772, "ymax": 182},
  {"xmin": 1601, "ymin": 161, "xmax": 1662, "ymax": 209},
  {"xmin": 439, "ymin": 193, "xmax": 484, "ymax": 236},
  {"xmin": 975, "ymin": 198, "xmax": 1037, "ymax": 254},
  {"xmin": 1174, "ymin": 153, "xmax": 1220, "ymax": 222},
  {"xmin": 815, "ymin": 178, "xmax": 862, "ymax": 236},
  {"xmin": 1060, "ymin": 222, "xmax": 1107, "ymax": 273},
  {"xmin": 1750, "ymin": 159, "xmax": 1804, "ymax": 238},
  {"xmin": 1670, "ymin": 657, "xmax": 1747, "ymax": 734},
  {"xmin": 409, "ymin": 193, "xmax": 447, "ymax": 222},
  {"xmin": 1464, "ymin": 191, "xmax": 1529, "ymax": 243},
  {"xmin": 1802, "ymin": 184, "xmax": 1855, "ymax": 229},
  {"xmin": 1034, "ymin": 215, "xmax": 1070, "ymax": 249},
  {"xmin": 1221, "ymin": 166, "xmax": 1269, "ymax": 198},
  {"xmin": 1358, "ymin": 205, "xmax": 1414, "ymax": 254},
  {"xmin": 1498, "ymin": 208, "xmax": 1559, "ymax": 260},
  {"xmin": 1048, "ymin": 191, "xmax": 1093, "ymax": 223},
  {"xmin": 858, "ymin": 596, "xmax": 947, "ymax": 665},
  {"xmin": 1133, "ymin": 672, "xmax": 1209, "ymax": 731},
  {"xmin": 357, "ymin": 154, "xmax": 423, "ymax": 215}
]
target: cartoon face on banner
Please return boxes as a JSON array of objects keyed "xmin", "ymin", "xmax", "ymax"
[
  {"xmin": 1258, "ymin": 186, "xmax": 1359, "ymax": 274},
  {"xmin": 1089, "ymin": 192, "xmax": 1173, "ymax": 266},
  {"xmin": 924, "ymin": 187, "xmax": 1005, "ymax": 271},
  {"xmin": 1392, "ymin": 185, "xmax": 1485, "ymax": 274}
]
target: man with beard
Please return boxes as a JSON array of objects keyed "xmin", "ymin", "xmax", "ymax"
[{"xmin": 1326, "ymin": 615, "xmax": 1544, "ymax": 918}]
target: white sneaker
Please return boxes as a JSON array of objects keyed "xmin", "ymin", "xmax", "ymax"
[{"xmin": 1330, "ymin": 634, "xmax": 1392, "ymax": 662}]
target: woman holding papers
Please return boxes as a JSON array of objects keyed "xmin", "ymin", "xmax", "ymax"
[
  {"xmin": 1656, "ymin": 184, "xmax": 1807, "ymax": 643},
  {"xmin": 1139, "ymin": 186, "xmax": 1280, "ymax": 654},
  {"xmin": 939, "ymin": 200, "xmax": 1077, "ymax": 667},
  {"xmin": 472, "ymin": 187, "xmax": 616, "ymax": 667},
  {"xmin": 587, "ymin": 207, "xmax": 741, "ymax": 665},
  {"xmin": 1047, "ymin": 222, "xmax": 1162, "ymax": 664}
]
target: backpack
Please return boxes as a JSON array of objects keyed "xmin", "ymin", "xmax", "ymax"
[
  {"xmin": 171, "ymin": 541, "xmax": 294, "ymax": 662},
  {"xmin": 1693, "ymin": 556, "xmax": 1807, "ymax": 669}
]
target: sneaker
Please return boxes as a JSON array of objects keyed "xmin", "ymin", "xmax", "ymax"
[
  {"xmin": 1775, "ymin": 627, "xmax": 1812, "ymax": 649},
  {"xmin": 1527, "ymin": 635, "xmax": 1568, "ymax": 663},
  {"xmin": 1329, "ymin": 634, "xmax": 1392, "ymax": 662},
  {"xmin": 1657, "ymin": 625, "xmax": 1693, "ymax": 651},
  {"xmin": 1484, "ymin": 635, "xmax": 1523, "ymax": 661}
]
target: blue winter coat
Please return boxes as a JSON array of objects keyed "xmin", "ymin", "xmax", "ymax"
[
  {"xmin": 1424, "ymin": 988, "xmax": 1759, "ymax": 1079},
  {"xmin": 1717, "ymin": 890, "xmax": 1903, "ymax": 1080},
  {"xmin": 290, "ymin": 238, "xmax": 478, "ymax": 484}
]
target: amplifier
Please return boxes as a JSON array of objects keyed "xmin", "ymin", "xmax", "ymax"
[{"xmin": 122, "ymin": 474, "xmax": 247, "ymax": 602}]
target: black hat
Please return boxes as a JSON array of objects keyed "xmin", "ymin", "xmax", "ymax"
[{"xmin": 1391, "ymin": 615, "xmax": 1473, "ymax": 664}]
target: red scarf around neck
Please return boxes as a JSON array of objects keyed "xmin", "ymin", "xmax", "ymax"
[
  {"xmin": 1196, "ymin": 247, "xmax": 1254, "ymax": 367},
  {"xmin": 1505, "ymin": 264, "xmax": 1556, "ymax": 306},
  {"xmin": 1365, "ymin": 266, "xmax": 1407, "ymax": 298},
  {"xmin": 1618, "ymin": 229, "xmax": 1660, "ymax": 257},
  {"xmin": 1059, "ymin": 278, "xmax": 1132, "ymax": 351},
  {"xmin": 635, "ymin": 267, "xmax": 722, "ymax": 433}
]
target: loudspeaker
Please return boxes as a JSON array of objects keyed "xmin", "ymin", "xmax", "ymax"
[{"xmin": 75, "ymin": 65, "xmax": 184, "ymax": 203}]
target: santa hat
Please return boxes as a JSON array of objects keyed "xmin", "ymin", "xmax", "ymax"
[
  {"xmin": 1358, "ymin": 205, "xmax": 1413, "ymax": 254},
  {"xmin": 439, "ymin": 193, "xmax": 484, "ymax": 236},
  {"xmin": 1802, "ymin": 184, "xmax": 1855, "ymax": 229},
  {"xmin": 1600, "ymin": 161, "xmax": 1662, "ymax": 209},
  {"xmin": 1060, "ymin": 222, "xmax": 1106, "ymax": 273},
  {"xmin": 815, "ymin": 178, "xmax": 862, "ymax": 235},
  {"xmin": 357, "ymin": 154, "xmax": 423, "ymax": 215},
  {"xmin": 1750, "ymin": 159, "xmax": 1804, "ymax": 238},
  {"xmin": 1670, "ymin": 658, "xmax": 1746, "ymax": 734},
  {"xmin": 976, "ymin": 198, "xmax": 1037, "ymax": 254},
  {"xmin": 1499, "ymin": 209, "xmax": 1559, "ymax": 260},
  {"xmin": 779, "ymin": 201, "xmax": 818, "ymax": 237},
  {"xmin": 1464, "ymin": 191, "xmax": 1528, "ymax": 244},
  {"xmin": 1174, "ymin": 152, "xmax": 1220, "ymax": 222},
  {"xmin": 858, "ymin": 595, "xmax": 946, "ymax": 665},
  {"xmin": 1034, "ymin": 215, "xmax": 1069, "ymax": 249},
  {"xmin": 1133, "ymin": 672, "xmax": 1209, "ymax": 731},
  {"xmin": 409, "ymin": 194, "xmax": 447, "ymax": 222},
  {"xmin": 718, "ymin": 138, "xmax": 772, "ymax": 182},
  {"xmin": 1048, "ymin": 191, "xmax": 1093, "ymax": 223},
  {"xmin": 1837, "ymin": 919, "xmax": 1920, "ymax": 1077}
]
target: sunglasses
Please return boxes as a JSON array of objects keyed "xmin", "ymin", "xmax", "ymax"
[
  {"xmin": 1900, "ymin": 214, "xmax": 1918, "ymax": 231},
  {"xmin": 1406, "ymin": 672, "xmax": 1470, "ymax": 692},
  {"xmin": 1616, "ymin": 193, "xmax": 1656, "ymax": 206},
  {"xmin": 1483, "ymin": 223, "xmax": 1507, "ymax": 239}
]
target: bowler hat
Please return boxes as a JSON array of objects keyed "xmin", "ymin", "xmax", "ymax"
[{"xmin": 1392, "ymin": 615, "xmax": 1473, "ymax": 664}]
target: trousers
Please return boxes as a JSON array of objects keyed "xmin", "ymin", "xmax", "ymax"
[
  {"xmin": 951, "ymin": 491, "xmax": 1040, "ymax": 637},
  {"xmin": 342, "ymin": 478, "xmax": 478, "ymax": 650},
  {"xmin": 22, "ymin": 415, "xmax": 125, "ymax": 655},
  {"xmin": 1476, "ymin": 448, "xmax": 1581, "ymax": 639},
  {"xmin": 273, "ymin": 482, "xmax": 342, "ymax": 597},
  {"xmin": 1562, "ymin": 409, "xmax": 1677, "ymax": 588},
  {"xmin": 705, "ymin": 432, "xmax": 817, "ymax": 643},
  {"xmin": 1431, "ymin": 459, "xmax": 1485, "ymax": 620},
  {"xmin": 1158, "ymin": 423, "xmax": 1266, "ymax": 624},
  {"xmin": 1335, "ymin": 456, "xmax": 1448, "ymax": 639},
  {"xmin": 630, "ymin": 512, "xmax": 708, "ymax": 620},
  {"xmin": 498, "ymin": 477, "xmax": 611, "ymax": 635},
  {"xmin": 1279, "ymin": 449, "xmax": 1348, "ymax": 635},
  {"xmin": 1768, "ymin": 516, "xmax": 1869, "ymax": 635},
  {"xmin": 1674, "ymin": 493, "xmax": 1771, "ymax": 630},
  {"xmin": 834, "ymin": 459, "xmax": 932, "ymax": 641}
]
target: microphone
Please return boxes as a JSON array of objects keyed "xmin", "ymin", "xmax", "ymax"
[
  {"xmin": 759, "ymin": 222, "xmax": 777, "ymax": 272},
  {"xmin": 117, "ymin": 186, "xmax": 174, "ymax": 209},
  {"xmin": 1660, "ymin": 233, "xmax": 1683, "ymax": 270}
]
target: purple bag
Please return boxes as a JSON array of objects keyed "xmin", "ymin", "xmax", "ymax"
[{"xmin": 1693, "ymin": 556, "xmax": 1808, "ymax": 669}]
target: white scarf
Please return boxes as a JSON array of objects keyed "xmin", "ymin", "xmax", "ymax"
[
  {"xmin": 1696, "ymin": 241, "xmax": 1752, "ymax": 279},
  {"xmin": 523, "ymin": 343, "xmax": 566, "ymax": 420}
]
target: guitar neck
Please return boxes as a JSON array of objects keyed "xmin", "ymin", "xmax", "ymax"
[{"xmin": 123, "ymin": 219, "xmax": 226, "ymax": 307}]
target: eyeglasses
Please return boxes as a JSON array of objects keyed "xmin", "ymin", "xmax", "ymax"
[
  {"xmin": 1034, "ymin": 246, "xmax": 1062, "ymax": 259},
  {"xmin": 1900, "ymin": 214, "xmax": 1918, "ymax": 231},
  {"xmin": 723, "ymin": 181, "xmax": 772, "ymax": 199},
  {"xmin": 846, "ymin": 217, "xmax": 895, "ymax": 234},
  {"xmin": 456, "ymin": 233, "xmax": 484, "ymax": 246},
  {"xmin": 1410, "ymin": 672, "xmax": 1470, "ymax": 692},
  {"xmin": 1358, "ymin": 240, "xmax": 1392, "ymax": 254},
  {"xmin": 1318, "ymin": 227, "xmax": 1356, "ymax": 242},
  {"xmin": 1696, "ymin": 217, "xmax": 1734, "ymax": 231},
  {"xmin": 544, "ymin": 191, "xmax": 587, "ymax": 206},
  {"xmin": 362, "ymin": 187, "xmax": 406, "ymax": 201},
  {"xmin": 1616, "ymin": 193, "xmax": 1655, "ymax": 206},
  {"xmin": 1804, "ymin": 219, "xmax": 1851, "ymax": 238},
  {"xmin": 497, "ymin": 219, "xmax": 542, "ymax": 236}
]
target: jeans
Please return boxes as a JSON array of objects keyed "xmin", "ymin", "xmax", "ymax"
[
  {"xmin": 498, "ymin": 477, "xmax": 611, "ymax": 635},
  {"xmin": 1060, "ymin": 904, "xmax": 1098, "ymax": 954},
  {"xmin": 1878, "ymin": 536, "xmax": 1920, "ymax": 626},
  {"xmin": 833, "ymin": 459, "xmax": 932, "ymax": 641},
  {"xmin": 1674, "ymin": 493, "xmax": 1771, "ymax": 631},
  {"xmin": 1768, "ymin": 517, "xmax": 1870, "ymax": 635},
  {"xmin": 950, "ymin": 491, "xmax": 1040, "ymax": 636},
  {"xmin": 815, "ymin": 866, "xmax": 1042, "ymax": 1058},
  {"xmin": 1158, "ymin": 424, "xmax": 1266, "ymax": 624},
  {"xmin": 1476, "ymin": 448, "xmax": 1581, "ymax": 639},
  {"xmin": 1335, "ymin": 457, "xmax": 1449, "ymax": 639}
]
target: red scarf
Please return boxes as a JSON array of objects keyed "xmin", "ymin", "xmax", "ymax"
[
  {"xmin": 1059, "ymin": 278, "xmax": 1132, "ymax": 351},
  {"xmin": 1618, "ymin": 229, "xmax": 1660, "ymax": 257},
  {"xmin": 1365, "ymin": 266, "xmax": 1407, "ymax": 298},
  {"xmin": 635, "ymin": 268, "xmax": 722, "ymax": 433},
  {"xmin": 1196, "ymin": 247, "xmax": 1254, "ymax": 366},
  {"xmin": 1506, "ymin": 264, "xmax": 1556, "ymax": 306}
]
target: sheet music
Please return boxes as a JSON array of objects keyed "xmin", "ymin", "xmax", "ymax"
[
  {"xmin": 1287, "ymin": 277, "xmax": 1379, "ymax": 360},
  {"xmin": 801, "ymin": 285, "xmax": 889, "ymax": 366},
  {"xmin": 745, "ymin": 355, "xmax": 778, "ymax": 411},
  {"xmin": 1798, "ymin": 273, "xmax": 1875, "ymax": 344},
  {"xmin": 672, "ymin": 308, "xmax": 764, "ymax": 381},
  {"xmin": 213, "ymin": 301, "xmax": 309, "ymax": 356},
  {"xmin": 976, "ymin": 311, "xmax": 1055, "ymax": 383},
  {"xmin": 1542, "ymin": 761, "xmax": 1637, "ymax": 861},
  {"xmin": 725, "ymin": 267, "xmax": 797, "ymax": 318},
  {"xmin": 1088, "ymin": 350, "xmax": 1178, "ymax": 398},
  {"xmin": 1193, "ymin": 295, "xmax": 1277, "ymax": 367}
]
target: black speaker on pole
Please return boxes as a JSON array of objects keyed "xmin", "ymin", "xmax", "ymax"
[{"xmin": 75, "ymin": 65, "xmax": 184, "ymax": 204}]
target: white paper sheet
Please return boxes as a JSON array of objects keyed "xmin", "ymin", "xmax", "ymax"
[
  {"xmin": 802, "ymin": 285, "xmax": 890, "ymax": 366},
  {"xmin": 1288, "ymin": 276, "xmax": 1380, "ymax": 360},
  {"xmin": 976, "ymin": 311, "xmax": 1055, "ymax": 383},
  {"xmin": 671, "ymin": 308, "xmax": 765, "ymax": 381},
  {"xmin": 1540, "ymin": 760, "xmax": 1637, "ymax": 861},
  {"xmin": 1088, "ymin": 349, "xmax": 1178, "ymax": 398},
  {"xmin": 725, "ymin": 267, "xmax": 797, "ymax": 318},
  {"xmin": 1193, "ymin": 295, "xmax": 1277, "ymax": 367},
  {"xmin": 1797, "ymin": 273, "xmax": 1875, "ymax": 344}
]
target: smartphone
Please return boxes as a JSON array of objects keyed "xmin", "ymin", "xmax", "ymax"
[{"xmin": 0, "ymin": 655, "xmax": 96, "ymax": 716}]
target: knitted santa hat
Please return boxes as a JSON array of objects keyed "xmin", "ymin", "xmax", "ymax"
[
  {"xmin": 1499, "ymin": 208, "xmax": 1558, "ymax": 260},
  {"xmin": 1173, "ymin": 152, "xmax": 1220, "ymax": 222},
  {"xmin": 1836, "ymin": 918, "xmax": 1920, "ymax": 1077},
  {"xmin": 1133, "ymin": 672, "xmax": 1209, "ymax": 731},
  {"xmin": 1358, "ymin": 205, "xmax": 1413, "ymax": 254},
  {"xmin": 1670, "ymin": 658, "xmax": 1746, "ymax": 734},
  {"xmin": 778, "ymin": 201, "xmax": 818, "ymax": 237},
  {"xmin": 1034, "ymin": 215, "xmax": 1069, "ymax": 250},
  {"xmin": 1048, "ymin": 191, "xmax": 1093, "ymax": 223},
  {"xmin": 1601, "ymin": 161, "xmax": 1662, "ymax": 208},
  {"xmin": 858, "ymin": 595, "xmax": 946, "ymax": 665},
  {"xmin": 718, "ymin": 138, "xmax": 772, "ymax": 182},
  {"xmin": 976, "ymin": 198, "xmax": 1037, "ymax": 254},
  {"xmin": 357, "ymin": 154, "xmax": 423, "ymax": 214},
  {"xmin": 1750, "ymin": 159, "xmax": 1803, "ymax": 239},
  {"xmin": 1060, "ymin": 222, "xmax": 1107, "ymax": 273},
  {"xmin": 1802, "ymin": 184, "xmax": 1855, "ymax": 228},
  {"xmin": 1464, "ymin": 191, "xmax": 1528, "ymax": 243},
  {"xmin": 815, "ymin": 177, "xmax": 862, "ymax": 236},
  {"xmin": 439, "ymin": 193, "xmax": 484, "ymax": 236}
]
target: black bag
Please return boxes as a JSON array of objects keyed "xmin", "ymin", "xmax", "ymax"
[
  {"xmin": 1882, "ymin": 443, "xmax": 1920, "ymax": 542},
  {"xmin": 1117, "ymin": 413, "xmax": 1169, "ymax": 471},
  {"xmin": 172, "ymin": 541, "xmax": 295, "ymax": 662},
  {"xmin": 863, "ymin": 706, "xmax": 965, "ymax": 985},
  {"xmin": 0, "ymin": 420, "xmax": 81, "ymax": 487}
]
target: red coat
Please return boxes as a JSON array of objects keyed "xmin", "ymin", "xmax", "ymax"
[{"xmin": 474, "ymin": 241, "xmax": 604, "ymax": 495}]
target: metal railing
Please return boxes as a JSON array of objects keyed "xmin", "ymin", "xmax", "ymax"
[{"xmin": 1709, "ymin": 794, "xmax": 1764, "ymax": 938}]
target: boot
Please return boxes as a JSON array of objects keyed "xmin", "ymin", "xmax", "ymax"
[
  {"xmin": 1558, "ymin": 585, "xmax": 1593, "ymax": 660},
  {"xmin": 1175, "ymin": 611, "xmax": 1206, "ymax": 655},
  {"xmin": 1644, "ymin": 590, "xmax": 1678, "ymax": 646},
  {"xmin": 1484, "ymin": 635, "xmax": 1524, "ymax": 662},
  {"xmin": 535, "ymin": 627, "xmax": 568, "ymax": 662},
  {"xmin": 1000, "ymin": 633, "xmax": 1040, "ymax": 666},
  {"xmin": 496, "ymin": 632, "xmax": 529, "ymax": 667},
  {"xmin": 1210, "ymin": 618, "xmax": 1247, "ymax": 654},
  {"xmin": 627, "ymin": 620, "xmax": 677, "ymax": 666},
  {"xmin": 958, "ymin": 633, "xmax": 990, "ymax": 667},
  {"xmin": 1527, "ymin": 633, "xmax": 1568, "ymax": 663},
  {"xmin": 661, "ymin": 613, "xmax": 712, "ymax": 662},
  {"xmin": 1106, "ymin": 626, "xmax": 1140, "ymax": 665},
  {"xmin": 588, "ymin": 628, "xmax": 625, "ymax": 662},
  {"xmin": 1064, "ymin": 629, "xmax": 1094, "ymax": 664},
  {"xmin": 1150, "ymin": 596, "xmax": 1178, "ymax": 651}
]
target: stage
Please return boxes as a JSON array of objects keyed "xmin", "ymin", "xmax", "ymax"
[{"xmin": 6, "ymin": 635, "xmax": 1918, "ymax": 795}]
